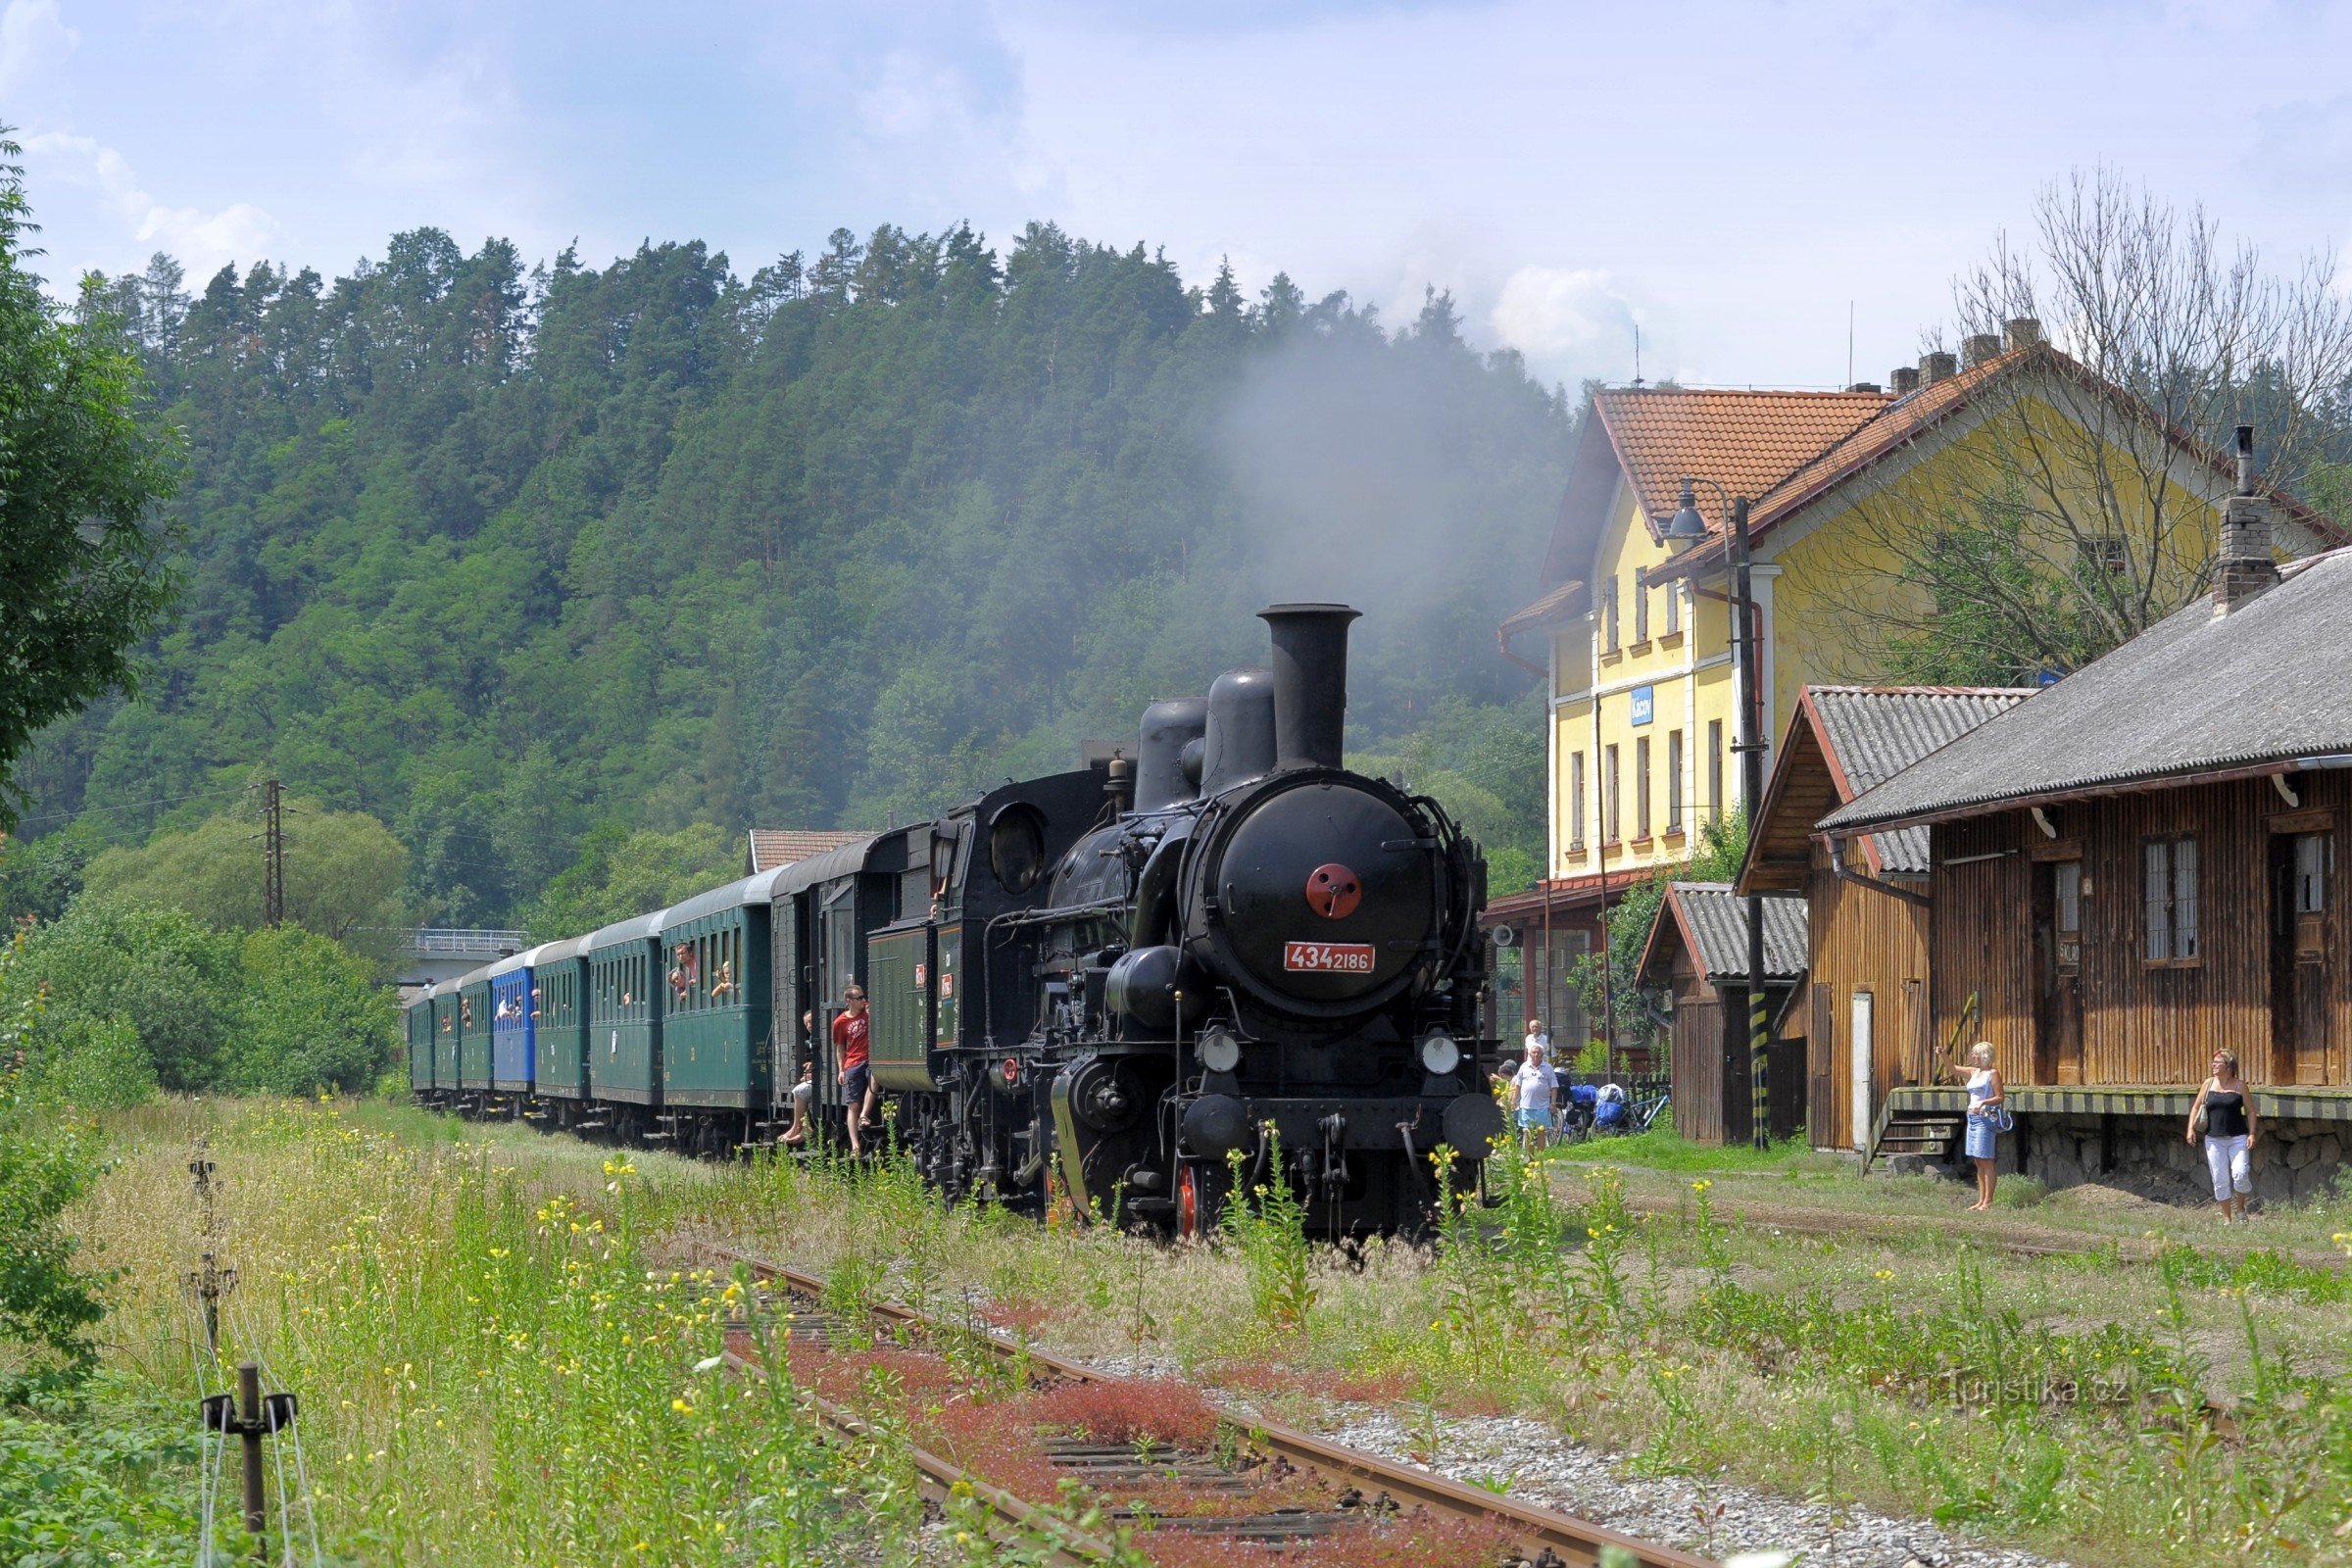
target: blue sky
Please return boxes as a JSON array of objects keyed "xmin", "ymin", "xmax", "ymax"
[{"xmin": 8, "ymin": 0, "xmax": 2351, "ymax": 389}]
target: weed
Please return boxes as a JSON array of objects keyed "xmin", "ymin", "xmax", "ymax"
[{"xmin": 1220, "ymin": 1139, "xmax": 1316, "ymax": 1335}]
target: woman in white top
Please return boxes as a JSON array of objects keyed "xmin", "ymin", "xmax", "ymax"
[{"xmin": 1955, "ymin": 1042, "xmax": 2005, "ymax": 1211}]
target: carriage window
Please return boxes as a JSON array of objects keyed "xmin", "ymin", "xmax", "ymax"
[{"xmin": 2144, "ymin": 837, "xmax": 2199, "ymax": 962}]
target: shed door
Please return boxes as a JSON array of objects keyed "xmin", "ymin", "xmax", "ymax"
[
  {"xmin": 2034, "ymin": 859, "xmax": 2084, "ymax": 1085},
  {"xmin": 1807, "ymin": 983, "xmax": 1834, "ymax": 1149},
  {"xmin": 1848, "ymin": 990, "xmax": 1874, "ymax": 1152},
  {"xmin": 2272, "ymin": 832, "xmax": 2332, "ymax": 1086}
]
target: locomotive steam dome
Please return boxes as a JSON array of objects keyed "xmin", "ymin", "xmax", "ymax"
[{"xmin": 1187, "ymin": 771, "xmax": 1442, "ymax": 1016}]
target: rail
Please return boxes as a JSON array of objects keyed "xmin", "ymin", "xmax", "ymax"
[{"xmin": 700, "ymin": 1242, "xmax": 1715, "ymax": 1568}]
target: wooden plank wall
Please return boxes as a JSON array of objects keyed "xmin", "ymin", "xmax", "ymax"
[
  {"xmin": 1671, "ymin": 945, "xmax": 1725, "ymax": 1144},
  {"xmin": 1929, "ymin": 773, "xmax": 2350, "ymax": 1088},
  {"xmin": 1805, "ymin": 844, "xmax": 1932, "ymax": 1147}
]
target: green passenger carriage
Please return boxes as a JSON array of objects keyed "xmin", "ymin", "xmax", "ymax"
[
  {"xmin": 457, "ymin": 965, "xmax": 495, "ymax": 1102},
  {"xmin": 530, "ymin": 935, "xmax": 593, "ymax": 1117},
  {"xmin": 587, "ymin": 910, "xmax": 665, "ymax": 1135},
  {"xmin": 405, "ymin": 981, "xmax": 437, "ymax": 1094}
]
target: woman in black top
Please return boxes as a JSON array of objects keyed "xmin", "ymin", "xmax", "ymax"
[{"xmin": 2185, "ymin": 1049, "xmax": 2259, "ymax": 1223}]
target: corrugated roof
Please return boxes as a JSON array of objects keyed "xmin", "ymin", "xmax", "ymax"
[
  {"xmin": 1806, "ymin": 686, "xmax": 2037, "ymax": 871},
  {"xmin": 1825, "ymin": 547, "xmax": 2352, "ymax": 832},
  {"xmin": 1655, "ymin": 882, "xmax": 1809, "ymax": 983},
  {"xmin": 748, "ymin": 829, "xmax": 868, "ymax": 873}
]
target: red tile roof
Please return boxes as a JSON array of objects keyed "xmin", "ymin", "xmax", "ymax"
[
  {"xmin": 1592, "ymin": 385, "xmax": 1892, "ymax": 537},
  {"xmin": 747, "ymin": 829, "xmax": 868, "ymax": 873}
]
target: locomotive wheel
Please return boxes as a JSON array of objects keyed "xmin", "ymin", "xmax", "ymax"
[{"xmin": 1176, "ymin": 1161, "xmax": 1224, "ymax": 1242}]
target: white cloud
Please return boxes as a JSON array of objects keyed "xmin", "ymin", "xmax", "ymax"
[
  {"xmin": 25, "ymin": 129, "xmax": 279, "ymax": 277},
  {"xmin": 0, "ymin": 0, "xmax": 76, "ymax": 97},
  {"xmin": 1490, "ymin": 265, "xmax": 1640, "ymax": 363}
]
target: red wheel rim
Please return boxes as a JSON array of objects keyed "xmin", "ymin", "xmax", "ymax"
[{"xmin": 1177, "ymin": 1164, "xmax": 1200, "ymax": 1240}]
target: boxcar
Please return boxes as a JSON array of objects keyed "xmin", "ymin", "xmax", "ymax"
[
  {"xmin": 531, "ymin": 935, "xmax": 593, "ymax": 1114},
  {"xmin": 656, "ymin": 880, "xmax": 773, "ymax": 1107},
  {"xmin": 489, "ymin": 952, "xmax": 537, "ymax": 1097},
  {"xmin": 458, "ymin": 965, "xmax": 495, "ymax": 1102},
  {"xmin": 405, "ymin": 983, "xmax": 437, "ymax": 1096},
  {"xmin": 587, "ymin": 910, "xmax": 666, "ymax": 1132}
]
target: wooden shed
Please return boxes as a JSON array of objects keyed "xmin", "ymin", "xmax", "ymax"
[
  {"xmin": 1822, "ymin": 529, "xmax": 2352, "ymax": 1200},
  {"xmin": 1639, "ymin": 882, "xmax": 1809, "ymax": 1145},
  {"xmin": 1740, "ymin": 686, "xmax": 2033, "ymax": 1151}
]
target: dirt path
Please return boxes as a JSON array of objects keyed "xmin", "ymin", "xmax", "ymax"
[{"xmin": 1619, "ymin": 1188, "xmax": 2350, "ymax": 1272}]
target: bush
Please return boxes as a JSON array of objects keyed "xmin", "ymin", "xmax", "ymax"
[
  {"xmin": 231, "ymin": 925, "xmax": 399, "ymax": 1095},
  {"xmin": 0, "ymin": 938, "xmax": 109, "ymax": 1402},
  {"xmin": 7, "ymin": 904, "xmax": 239, "ymax": 1090},
  {"xmin": 16, "ymin": 1015, "xmax": 155, "ymax": 1113}
]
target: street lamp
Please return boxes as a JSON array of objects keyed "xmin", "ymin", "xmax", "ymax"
[{"xmin": 1663, "ymin": 476, "xmax": 1773, "ymax": 1150}]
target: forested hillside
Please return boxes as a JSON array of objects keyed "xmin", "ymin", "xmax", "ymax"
[{"xmin": 23, "ymin": 224, "xmax": 1568, "ymax": 924}]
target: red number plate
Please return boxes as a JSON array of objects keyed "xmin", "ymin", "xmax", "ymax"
[{"xmin": 1283, "ymin": 941, "xmax": 1376, "ymax": 974}]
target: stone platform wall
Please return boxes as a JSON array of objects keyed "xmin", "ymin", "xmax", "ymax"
[{"xmin": 1998, "ymin": 1113, "xmax": 2347, "ymax": 1205}]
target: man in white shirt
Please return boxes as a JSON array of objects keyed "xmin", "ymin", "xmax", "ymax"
[
  {"xmin": 1523, "ymin": 1018, "xmax": 1549, "ymax": 1056},
  {"xmin": 1505, "ymin": 1037, "xmax": 1560, "ymax": 1152}
]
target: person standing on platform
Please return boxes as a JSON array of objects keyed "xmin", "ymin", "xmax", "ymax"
[
  {"xmin": 2187, "ymin": 1049, "xmax": 2259, "ymax": 1224},
  {"xmin": 834, "ymin": 985, "xmax": 876, "ymax": 1155}
]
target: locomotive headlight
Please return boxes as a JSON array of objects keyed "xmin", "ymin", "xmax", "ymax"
[
  {"xmin": 1198, "ymin": 1026, "xmax": 1243, "ymax": 1075},
  {"xmin": 1419, "ymin": 1033, "xmax": 1462, "ymax": 1075}
]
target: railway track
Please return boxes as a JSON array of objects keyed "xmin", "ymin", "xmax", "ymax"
[{"xmin": 697, "ymin": 1242, "xmax": 1714, "ymax": 1568}]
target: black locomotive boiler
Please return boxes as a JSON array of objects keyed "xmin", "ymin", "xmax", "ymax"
[
  {"xmin": 406, "ymin": 603, "xmax": 1502, "ymax": 1236},
  {"xmin": 889, "ymin": 604, "xmax": 1502, "ymax": 1236}
]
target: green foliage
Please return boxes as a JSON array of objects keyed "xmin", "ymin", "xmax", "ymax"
[
  {"xmin": 1881, "ymin": 478, "xmax": 2108, "ymax": 684},
  {"xmin": 1572, "ymin": 808, "xmax": 1747, "ymax": 1045},
  {"xmin": 1220, "ymin": 1141, "xmax": 1316, "ymax": 1334},
  {"xmin": 81, "ymin": 797, "xmax": 411, "ymax": 969},
  {"xmin": 7, "ymin": 902, "xmax": 240, "ymax": 1091},
  {"xmin": 31, "ymin": 222, "xmax": 1566, "ymax": 924},
  {"xmin": 0, "ymin": 935, "xmax": 110, "ymax": 1401},
  {"xmin": 516, "ymin": 820, "xmax": 745, "ymax": 939},
  {"xmin": 0, "ymin": 132, "xmax": 182, "ymax": 830},
  {"xmin": 0, "ymin": 823, "xmax": 95, "ymax": 928},
  {"xmin": 15, "ymin": 1014, "xmax": 155, "ymax": 1113},
  {"xmin": 0, "ymin": 1386, "xmax": 197, "ymax": 1562},
  {"xmin": 231, "ymin": 925, "xmax": 401, "ymax": 1094}
]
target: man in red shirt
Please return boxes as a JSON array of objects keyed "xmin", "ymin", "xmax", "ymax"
[{"xmin": 833, "ymin": 984, "xmax": 876, "ymax": 1154}]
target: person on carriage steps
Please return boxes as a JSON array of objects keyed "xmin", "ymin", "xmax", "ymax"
[{"xmin": 833, "ymin": 984, "xmax": 878, "ymax": 1155}]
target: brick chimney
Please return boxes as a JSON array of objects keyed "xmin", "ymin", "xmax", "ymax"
[
  {"xmin": 1962, "ymin": 333, "xmax": 2001, "ymax": 368},
  {"xmin": 2003, "ymin": 318, "xmax": 2044, "ymax": 351},
  {"xmin": 2213, "ymin": 423, "xmax": 2279, "ymax": 616},
  {"xmin": 1889, "ymin": 366, "xmax": 1921, "ymax": 395},
  {"xmin": 1920, "ymin": 351, "xmax": 1957, "ymax": 385}
]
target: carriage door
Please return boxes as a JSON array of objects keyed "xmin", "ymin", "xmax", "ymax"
[
  {"xmin": 2034, "ymin": 859, "xmax": 2084, "ymax": 1085},
  {"xmin": 1848, "ymin": 990, "xmax": 1874, "ymax": 1152},
  {"xmin": 817, "ymin": 883, "xmax": 859, "ymax": 1106},
  {"xmin": 2271, "ymin": 831, "xmax": 2331, "ymax": 1086},
  {"xmin": 772, "ymin": 897, "xmax": 803, "ymax": 1115}
]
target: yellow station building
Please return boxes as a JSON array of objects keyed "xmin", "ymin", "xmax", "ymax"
[{"xmin": 1490, "ymin": 324, "xmax": 2336, "ymax": 1052}]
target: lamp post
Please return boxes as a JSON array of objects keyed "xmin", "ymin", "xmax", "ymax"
[{"xmin": 1664, "ymin": 479, "xmax": 1772, "ymax": 1149}]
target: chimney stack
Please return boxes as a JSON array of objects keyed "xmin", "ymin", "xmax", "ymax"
[
  {"xmin": 1889, "ymin": 366, "xmax": 1921, "ymax": 396},
  {"xmin": 1962, "ymin": 333, "xmax": 2001, "ymax": 369},
  {"xmin": 1920, "ymin": 351, "xmax": 1957, "ymax": 386},
  {"xmin": 1845, "ymin": 381, "xmax": 1882, "ymax": 394},
  {"xmin": 1259, "ymin": 604, "xmax": 1360, "ymax": 770},
  {"xmin": 2003, "ymin": 318, "xmax": 2044, "ymax": 351},
  {"xmin": 2213, "ymin": 423, "xmax": 2279, "ymax": 616}
]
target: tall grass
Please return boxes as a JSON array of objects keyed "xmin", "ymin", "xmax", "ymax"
[{"xmin": 77, "ymin": 1100, "xmax": 931, "ymax": 1563}]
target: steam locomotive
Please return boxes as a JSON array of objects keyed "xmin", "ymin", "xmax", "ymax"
[{"xmin": 405, "ymin": 604, "xmax": 1502, "ymax": 1235}]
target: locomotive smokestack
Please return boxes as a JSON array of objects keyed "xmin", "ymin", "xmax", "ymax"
[{"xmin": 1258, "ymin": 603, "xmax": 1360, "ymax": 770}]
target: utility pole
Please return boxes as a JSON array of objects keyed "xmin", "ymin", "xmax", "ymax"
[
  {"xmin": 202, "ymin": 1362, "xmax": 296, "ymax": 1561},
  {"xmin": 1730, "ymin": 499, "xmax": 1772, "ymax": 1150},
  {"xmin": 262, "ymin": 778, "xmax": 285, "ymax": 929}
]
